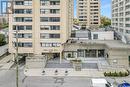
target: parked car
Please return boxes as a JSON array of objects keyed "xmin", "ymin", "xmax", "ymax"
[
  {"xmin": 91, "ymin": 79, "xmax": 113, "ymax": 87},
  {"xmin": 118, "ymin": 81, "xmax": 130, "ymax": 87}
]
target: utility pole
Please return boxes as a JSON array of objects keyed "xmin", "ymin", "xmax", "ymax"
[
  {"xmin": 15, "ymin": 26, "xmax": 19, "ymax": 87},
  {"xmin": 12, "ymin": 0, "xmax": 19, "ymax": 87}
]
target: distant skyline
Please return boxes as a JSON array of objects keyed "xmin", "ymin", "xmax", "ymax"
[
  {"xmin": 0, "ymin": 0, "xmax": 111, "ymax": 18},
  {"xmin": 74, "ymin": 0, "xmax": 111, "ymax": 18}
]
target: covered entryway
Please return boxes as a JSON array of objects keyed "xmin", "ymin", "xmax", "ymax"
[{"xmin": 42, "ymin": 53, "xmax": 60, "ymax": 60}]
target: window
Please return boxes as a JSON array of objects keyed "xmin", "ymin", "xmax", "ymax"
[
  {"xmin": 50, "ymin": 1, "xmax": 60, "ymax": 5},
  {"xmin": 15, "ymin": 42, "xmax": 32, "ymax": 47},
  {"xmin": 85, "ymin": 49, "xmax": 97, "ymax": 57},
  {"xmin": 40, "ymin": 33, "xmax": 49, "ymax": 39},
  {"xmin": 14, "ymin": 33, "xmax": 32, "ymax": 38},
  {"xmin": 50, "ymin": 25, "xmax": 60, "ymax": 30},
  {"xmin": 50, "ymin": 9, "xmax": 60, "ymax": 14},
  {"xmin": 26, "ymin": 9, "xmax": 32, "ymax": 14},
  {"xmin": 50, "ymin": 17, "xmax": 60, "ymax": 22},
  {"xmin": 40, "ymin": 0, "xmax": 49, "ymax": 6},
  {"xmin": 14, "ymin": 17, "xmax": 32, "ymax": 22},
  {"xmin": 93, "ymin": 34, "xmax": 98, "ymax": 39},
  {"xmin": 13, "ymin": 25, "xmax": 24, "ymax": 30},
  {"xmin": 40, "ymin": 17, "xmax": 60, "ymax": 22},
  {"xmin": 77, "ymin": 49, "xmax": 84, "ymax": 57},
  {"xmin": 126, "ymin": 30, "xmax": 130, "ymax": 34},
  {"xmin": 13, "ymin": 25, "xmax": 32, "ymax": 30},
  {"xmin": 24, "ymin": 17, "xmax": 32, "ymax": 22},
  {"xmin": 14, "ymin": 9, "xmax": 32, "ymax": 14},
  {"xmin": 49, "ymin": 34, "xmax": 60, "ymax": 38},
  {"xmin": 126, "ymin": 24, "xmax": 130, "ymax": 27},
  {"xmin": 24, "ymin": 0, "xmax": 32, "ymax": 6},
  {"xmin": 40, "ymin": 33, "xmax": 60, "ymax": 39},
  {"xmin": 26, "ymin": 25, "xmax": 32, "ymax": 30},
  {"xmin": 15, "ymin": 1, "xmax": 24, "ymax": 5},
  {"xmin": 40, "ymin": 43, "xmax": 61, "ymax": 47},
  {"xmin": 40, "ymin": 17, "xmax": 49, "ymax": 22},
  {"xmin": 98, "ymin": 50, "xmax": 105, "ymax": 57},
  {"xmin": 40, "ymin": 9, "xmax": 49, "ymax": 14},
  {"xmin": 40, "ymin": 25, "xmax": 50, "ymax": 30},
  {"xmin": 14, "ymin": 9, "xmax": 24, "ymax": 14}
]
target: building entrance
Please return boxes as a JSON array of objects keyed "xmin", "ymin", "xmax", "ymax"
[{"xmin": 53, "ymin": 53, "xmax": 60, "ymax": 59}]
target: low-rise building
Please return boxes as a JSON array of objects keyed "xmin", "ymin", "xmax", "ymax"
[{"xmin": 63, "ymin": 39, "xmax": 130, "ymax": 68}]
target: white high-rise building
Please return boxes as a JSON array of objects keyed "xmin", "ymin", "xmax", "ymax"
[{"xmin": 112, "ymin": 0, "xmax": 130, "ymax": 41}]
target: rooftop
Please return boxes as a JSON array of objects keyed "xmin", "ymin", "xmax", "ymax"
[{"xmin": 64, "ymin": 39, "xmax": 130, "ymax": 49}]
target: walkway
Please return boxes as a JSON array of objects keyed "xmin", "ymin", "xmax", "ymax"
[
  {"xmin": 24, "ymin": 68, "xmax": 104, "ymax": 77},
  {"xmin": 0, "ymin": 54, "xmax": 14, "ymax": 69},
  {"xmin": 45, "ymin": 58, "xmax": 73, "ymax": 68}
]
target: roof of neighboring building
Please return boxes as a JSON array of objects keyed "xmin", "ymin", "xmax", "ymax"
[{"xmin": 64, "ymin": 39, "xmax": 130, "ymax": 49}]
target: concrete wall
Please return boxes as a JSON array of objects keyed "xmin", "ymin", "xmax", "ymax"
[
  {"xmin": 26, "ymin": 56, "xmax": 47, "ymax": 69},
  {"xmin": 91, "ymin": 31, "xmax": 114, "ymax": 40},
  {"xmin": 107, "ymin": 48, "xmax": 129, "ymax": 68}
]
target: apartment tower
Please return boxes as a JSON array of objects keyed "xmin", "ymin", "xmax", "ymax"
[
  {"xmin": 77, "ymin": 0, "xmax": 101, "ymax": 29},
  {"xmin": 9, "ymin": 0, "xmax": 73, "ymax": 59},
  {"xmin": 112, "ymin": 0, "xmax": 130, "ymax": 41}
]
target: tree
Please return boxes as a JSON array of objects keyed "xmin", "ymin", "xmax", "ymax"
[
  {"xmin": 0, "ymin": 34, "xmax": 6, "ymax": 46},
  {"xmin": 73, "ymin": 18, "xmax": 79, "ymax": 25},
  {"xmin": 100, "ymin": 16, "xmax": 111, "ymax": 28}
]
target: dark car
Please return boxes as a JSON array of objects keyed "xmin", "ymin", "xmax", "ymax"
[{"xmin": 118, "ymin": 82, "xmax": 130, "ymax": 87}]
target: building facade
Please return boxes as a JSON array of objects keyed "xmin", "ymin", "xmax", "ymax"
[
  {"xmin": 0, "ymin": 15, "xmax": 8, "ymax": 24},
  {"xmin": 9, "ymin": 0, "xmax": 73, "ymax": 60},
  {"xmin": 63, "ymin": 39, "xmax": 130, "ymax": 68},
  {"xmin": 112, "ymin": 0, "xmax": 130, "ymax": 41},
  {"xmin": 77, "ymin": 0, "xmax": 101, "ymax": 29}
]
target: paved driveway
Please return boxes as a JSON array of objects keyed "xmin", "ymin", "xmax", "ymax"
[{"xmin": 82, "ymin": 63, "xmax": 98, "ymax": 69}]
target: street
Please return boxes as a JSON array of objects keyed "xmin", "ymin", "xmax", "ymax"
[
  {"xmin": 0, "ymin": 68, "xmax": 92, "ymax": 87},
  {"xmin": 0, "ymin": 65, "xmax": 130, "ymax": 87}
]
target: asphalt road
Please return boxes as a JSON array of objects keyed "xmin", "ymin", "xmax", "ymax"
[{"xmin": 0, "ymin": 68, "xmax": 92, "ymax": 87}]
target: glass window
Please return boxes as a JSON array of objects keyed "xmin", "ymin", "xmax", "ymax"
[
  {"xmin": 24, "ymin": 0, "xmax": 32, "ymax": 6},
  {"xmin": 77, "ymin": 49, "xmax": 84, "ymax": 57},
  {"xmin": 93, "ymin": 34, "xmax": 98, "ymax": 39}
]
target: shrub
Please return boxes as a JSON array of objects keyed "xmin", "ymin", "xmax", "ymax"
[
  {"xmin": 104, "ymin": 72, "xmax": 107, "ymax": 77},
  {"xmin": 119, "ymin": 72, "xmax": 123, "ymax": 77},
  {"xmin": 104, "ymin": 71, "xmax": 129, "ymax": 77}
]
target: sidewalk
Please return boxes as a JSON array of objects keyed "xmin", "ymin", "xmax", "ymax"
[
  {"xmin": 0, "ymin": 54, "xmax": 14, "ymax": 69},
  {"xmin": 24, "ymin": 68, "xmax": 104, "ymax": 77}
]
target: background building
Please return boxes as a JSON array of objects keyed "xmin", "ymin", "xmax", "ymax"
[
  {"xmin": 77, "ymin": 0, "xmax": 101, "ymax": 29},
  {"xmin": 0, "ymin": 15, "xmax": 8, "ymax": 24},
  {"xmin": 9, "ymin": 0, "xmax": 73, "ymax": 60},
  {"xmin": 112, "ymin": 0, "xmax": 130, "ymax": 43}
]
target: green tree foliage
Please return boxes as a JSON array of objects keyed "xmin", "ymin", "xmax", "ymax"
[
  {"xmin": 0, "ymin": 34, "xmax": 6, "ymax": 46},
  {"xmin": 73, "ymin": 18, "xmax": 79, "ymax": 25},
  {"xmin": 0, "ymin": 23, "xmax": 8, "ymax": 30},
  {"xmin": 100, "ymin": 16, "xmax": 111, "ymax": 27}
]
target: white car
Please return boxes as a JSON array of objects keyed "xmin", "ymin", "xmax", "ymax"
[{"xmin": 91, "ymin": 79, "xmax": 113, "ymax": 87}]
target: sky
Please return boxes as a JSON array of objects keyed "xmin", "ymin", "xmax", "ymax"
[
  {"xmin": 0, "ymin": 0, "xmax": 111, "ymax": 18},
  {"xmin": 74, "ymin": 0, "xmax": 111, "ymax": 18}
]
